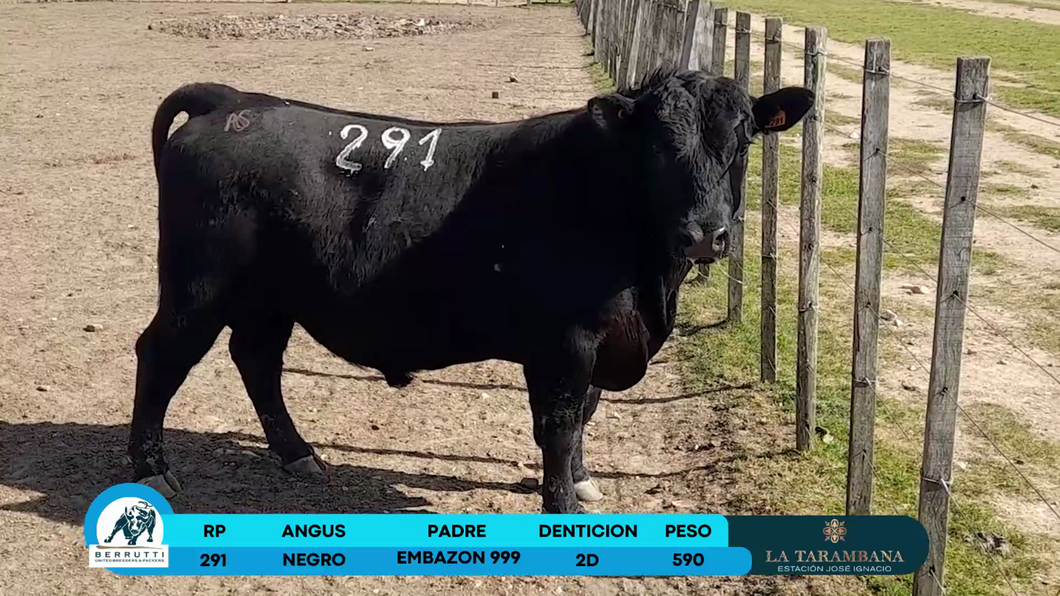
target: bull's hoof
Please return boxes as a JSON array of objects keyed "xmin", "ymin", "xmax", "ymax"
[
  {"xmin": 137, "ymin": 471, "xmax": 182, "ymax": 498},
  {"xmin": 541, "ymin": 504, "xmax": 588, "ymax": 514},
  {"xmin": 283, "ymin": 453, "xmax": 328, "ymax": 477},
  {"xmin": 574, "ymin": 478, "xmax": 604, "ymax": 502}
]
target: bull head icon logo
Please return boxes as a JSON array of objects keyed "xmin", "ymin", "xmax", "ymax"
[{"xmin": 103, "ymin": 500, "xmax": 157, "ymax": 546}]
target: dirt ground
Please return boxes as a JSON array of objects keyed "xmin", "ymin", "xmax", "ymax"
[
  {"xmin": 0, "ymin": 3, "xmax": 828, "ymax": 595},
  {"xmin": 890, "ymin": 0, "xmax": 1060, "ymax": 26}
]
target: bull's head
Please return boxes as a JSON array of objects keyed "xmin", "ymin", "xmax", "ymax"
[{"xmin": 586, "ymin": 69, "xmax": 813, "ymax": 265}]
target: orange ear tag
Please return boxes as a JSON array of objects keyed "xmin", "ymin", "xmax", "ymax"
[{"xmin": 766, "ymin": 110, "xmax": 787, "ymax": 129}]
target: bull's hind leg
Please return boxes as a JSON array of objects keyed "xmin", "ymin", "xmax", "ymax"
[
  {"xmin": 570, "ymin": 385, "xmax": 604, "ymax": 502},
  {"xmin": 130, "ymin": 308, "xmax": 224, "ymax": 497},
  {"xmin": 228, "ymin": 318, "xmax": 326, "ymax": 477}
]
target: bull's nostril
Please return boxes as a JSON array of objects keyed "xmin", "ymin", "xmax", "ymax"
[{"xmin": 711, "ymin": 228, "xmax": 729, "ymax": 254}]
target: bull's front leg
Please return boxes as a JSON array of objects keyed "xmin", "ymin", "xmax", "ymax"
[
  {"xmin": 524, "ymin": 333, "xmax": 596, "ymax": 514},
  {"xmin": 570, "ymin": 385, "xmax": 604, "ymax": 502}
]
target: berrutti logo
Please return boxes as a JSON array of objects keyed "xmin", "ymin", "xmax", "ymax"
[
  {"xmin": 86, "ymin": 485, "xmax": 173, "ymax": 569},
  {"xmin": 102, "ymin": 499, "xmax": 160, "ymax": 546}
]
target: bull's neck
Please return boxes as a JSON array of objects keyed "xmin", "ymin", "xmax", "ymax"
[{"xmin": 492, "ymin": 110, "xmax": 640, "ymax": 209}]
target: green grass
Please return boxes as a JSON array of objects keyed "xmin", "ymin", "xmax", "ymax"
[
  {"xmin": 989, "ymin": 160, "xmax": 1044, "ymax": 178},
  {"xmin": 585, "ymin": 39, "xmax": 616, "ymax": 93},
  {"xmin": 587, "ymin": 62, "xmax": 615, "ymax": 93},
  {"xmin": 672, "ymin": 226, "xmax": 1044, "ymax": 595},
  {"xmin": 727, "ymin": 0, "xmax": 1060, "ymax": 117},
  {"xmin": 913, "ymin": 91, "xmax": 955, "ymax": 114},
  {"xmin": 962, "ymin": 403, "xmax": 1060, "ymax": 473},
  {"xmin": 993, "ymin": 204, "xmax": 1060, "ymax": 231},
  {"xmin": 988, "ymin": 121, "xmax": 1060, "ymax": 160},
  {"xmin": 743, "ymin": 140, "xmax": 1003, "ymax": 274},
  {"xmin": 972, "ymin": 277, "xmax": 1060, "ymax": 358},
  {"xmin": 890, "ymin": 137, "xmax": 946, "ymax": 176},
  {"xmin": 826, "ymin": 111, "xmax": 860, "ymax": 127},
  {"xmin": 982, "ymin": 182, "xmax": 1032, "ymax": 197},
  {"xmin": 829, "ymin": 61, "xmax": 865, "ymax": 85}
]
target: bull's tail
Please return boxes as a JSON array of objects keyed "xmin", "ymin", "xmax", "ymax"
[{"xmin": 151, "ymin": 83, "xmax": 241, "ymax": 177}]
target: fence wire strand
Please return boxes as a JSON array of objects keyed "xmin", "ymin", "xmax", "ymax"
[
  {"xmin": 747, "ymin": 26, "xmax": 1060, "ymax": 138},
  {"xmin": 798, "ymin": 121, "xmax": 1060, "ymax": 529},
  {"xmin": 747, "ymin": 26, "xmax": 1060, "ymax": 527},
  {"xmin": 778, "ymin": 217, "xmax": 1027, "ymax": 596},
  {"xmin": 590, "ymin": 6, "xmax": 1054, "ymax": 593},
  {"xmin": 819, "ymin": 119, "xmax": 1060, "ymax": 388},
  {"xmin": 824, "ymin": 119, "xmax": 1060, "ymax": 259}
]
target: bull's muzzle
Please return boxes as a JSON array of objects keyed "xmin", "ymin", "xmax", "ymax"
[{"xmin": 683, "ymin": 223, "xmax": 729, "ymax": 264}]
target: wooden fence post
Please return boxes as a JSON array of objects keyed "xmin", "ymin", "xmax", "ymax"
[
  {"xmin": 679, "ymin": 1, "xmax": 710, "ymax": 70},
  {"xmin": 847, "ymin": 37, "xmax": 890, "ymax": 511},
  {"xmin": 635, "ymin": 0, "xmax": 657, "ymax": 86},
  {"xmin": 655, "ymin": 1, "xmax": 671, "ymax": 69},
  {"xmin": 727, "ymin": 10, "xmax": 750, "ymax": 324},
  {"xmin": 589, "ymin": 0, "xmax": 598, "ymax": 38},
  {"xmin": 653, "ymin": 0, "xmax": 675, "ymax": 69},
  {"xmin": 912, "ymin": 56, "xmax": 990, "ymax": 596},
  {"xmin": 605, "ymin": 0, "xmax": 617, "ymax": 78},
  {"xmin": 710, "ymin": 6, "xmax": 727, "ymax": 76},
  {"xmin": 612, "ymin": 0, "xmax": 627, "ymax": 82},
  {"xmin": 646, "ymin": 0, "xmax": 661, "ymax": 70},
  {"xmin": 622, "ymin": 0, "xmax": 647, "ymax": 87},
  {"xmin": 615, "ymin": 0, "xmax": 627, "ymax": 79},
  {"xmin": 666, "ymin": 1, "xmax": 684, "ymax": 67},
  {"xmin": 694, "ymin": 0, "xmax": 713, "ymax": 71},
  {"xmin": 635, "ymin": 0, "xmax": 651, "ymax": 82},
  {"xmin": 797, "ymin": 26, "xmax": 827, "ymax": 452},
  {"xmin": 846, "ymin": 38, "xmax": 891, "ymax": 515},
  {"xmin": 760, "ymin": 16, "xmax": 782, "ymax": 384},
  {"xmin": 617, "ymin": 0, "xmax": 635, "ymax": 83},
  {"xmin": 596, "ymin": 0, "xmax": 611, "ymax": 73}
]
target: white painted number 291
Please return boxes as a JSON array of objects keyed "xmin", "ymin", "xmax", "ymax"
[
  {"xmin": 335, "ymin": 125, "xmax": 442, "ymax": 174},
  {"xmin": 381, "ymin": 127, "xmax": 411, "ymax": 169},
  {"xmin": 335, "ymin": 124, "xmax": 369, "ymax": 173}
]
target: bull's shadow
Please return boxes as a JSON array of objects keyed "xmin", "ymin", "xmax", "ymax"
[
  {"xmin": 0, "ymin": 417, "xmax": 735, "ymax": 527},
  {"xmin": 0, "ymin": 421, "xmax": 532, "ymax": 527}
]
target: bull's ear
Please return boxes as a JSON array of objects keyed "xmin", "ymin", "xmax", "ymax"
[
  {"xmin": 752, "ymin": 87, "xmax": 815, "ymax": 133},
  {"xmin": 588, "ymin": 93, "xmax": 636, "ymax": 129}
]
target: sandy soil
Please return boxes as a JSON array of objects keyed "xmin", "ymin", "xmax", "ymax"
[{"xmin": 0, "ymin": 3, "xmax": 837, "ymax": 595}]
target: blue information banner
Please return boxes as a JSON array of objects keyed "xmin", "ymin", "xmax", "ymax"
[
  {"xmin": 167, "ymin": 513, "xmax": 728, "ymax": 547},
  {"xmin": 124, "ymin": 547, "xmax": 750, "ymax": 576},
  {"xmin": 84, "ymin": 483, "xmax": 927, "ymax": 577}
]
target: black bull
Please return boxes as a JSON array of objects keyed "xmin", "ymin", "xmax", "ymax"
[{"xmin": 130, "ymin": 69, "xmax": 812, "ymax": 513}]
